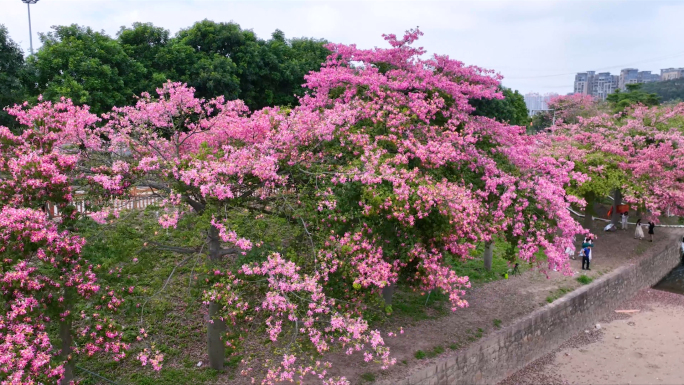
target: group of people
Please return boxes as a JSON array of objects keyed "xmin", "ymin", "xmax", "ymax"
[
  {"xmin": 575, "ymin": 212, "xmax": 656, "ymax": 272},
  {"xmin": 621, "ymin": 212, "xmax": 655, "ymax": 241}
]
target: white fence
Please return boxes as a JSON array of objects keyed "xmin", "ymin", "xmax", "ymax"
[{"xmin": 46, "ymin": 187, "xmax": 162, "ymax": 217}]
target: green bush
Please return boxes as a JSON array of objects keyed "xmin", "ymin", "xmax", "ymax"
[{"xmin": 576, "ymin": 275, "xmax": 593, "ymax": 285}]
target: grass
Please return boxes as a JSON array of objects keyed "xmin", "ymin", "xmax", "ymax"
[
  {"xmin": 414, "ymin": 345, "xmax": 445, "ymax": 360},
  {"xmin": 465, "ymin": 327, "xmax": 485, "ymax": 342},
  {"xmin": 546, "ymin": 287, "xmax": 572, "ymax": 303},
  {"xmin": 360, "ymin": 372, "xmax": 376, "ymax": 382},
  {"xmin": 426, "ymin": 345, "xmax": 445, "ymax": 358},
  {"xmin": 392, "ymin": 288, "xmax": 449, "ymax": 321},
  {"xmin": 635, "ymin": 242, "xmax": 650, "ymax": 256},
  {"xmin": 449, "ymin": 238, "xmax": 521, "ymax": 285},
  {"xmin": 576, "ymin": 274, "xmax": 593, "ymax": 285},
  {"xmin": 449, "ymin": 342, "xmax": 461, "ymax": 350},
  {"xmin": 493, "ymin": 319, "xmax": 502, "ymax": 329}
]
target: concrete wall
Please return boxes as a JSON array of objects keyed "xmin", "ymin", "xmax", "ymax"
[{"xmin": 390, "ymin": 242, "xmax": 682, "ymax": 385}]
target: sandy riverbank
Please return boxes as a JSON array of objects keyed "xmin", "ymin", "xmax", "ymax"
[{"xmin": 501, "ymin": 289, "xmax": 684, "ymax": 385}]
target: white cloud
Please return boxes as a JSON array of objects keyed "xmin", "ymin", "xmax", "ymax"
[{"xmin": 1, "ymin": 0, "xmax": 682, "ymax": 94}]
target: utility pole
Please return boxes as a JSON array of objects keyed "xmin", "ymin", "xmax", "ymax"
[{"xmin": 21, "ymin": 0, "xmax": 39, "ymax": 55}]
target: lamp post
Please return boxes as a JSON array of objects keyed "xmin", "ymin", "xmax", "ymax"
[{"xmin": 21, "ymin": 0, "xmax": 39, "ymax": 55}]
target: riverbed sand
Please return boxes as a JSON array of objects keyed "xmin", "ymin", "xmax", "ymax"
[{"xmin": 551, "ymin": 305, "xmax": 684, "ymax": 384}]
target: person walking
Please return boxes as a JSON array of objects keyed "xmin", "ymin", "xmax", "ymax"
[
  {"xmin": 621, "ymin": 212, "xmax": 628, "ymax": 230},
  {"xmin": 581, "ymin": 236, "xmax": 594, "ymax": 270},
  {"xmin": 634, "ymin": 219, "xmax": 644, "ymax": 240},
  {"xmin": 648, "ymin": 221, "xmax": 655, "ymax": 242}
]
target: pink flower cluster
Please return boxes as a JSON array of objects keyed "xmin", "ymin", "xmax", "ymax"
[
  {"xmin": 543, "ymin": 102, "xmax": 684, "ymax": 219},
  {"xmin": 206, "ymin": 253, "xmax": 394, "ymax": 384}
]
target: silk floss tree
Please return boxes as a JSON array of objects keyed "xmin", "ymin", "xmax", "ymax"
[
  {"xmin": 0, "ymin": 99, "xmax": 153, "ymax": 385},
  {"xmin": 86, "ymin": 82, "xmax": 399, "ymax": 384},
  {"xmin": 541, "ymin": 100, "xmax": 684, "ymax": 230},
  {"xmin": 84, "ymin": 30, "xmax": 586, "ymax": 384},
  {"xmin": 285, "ymin": 27, "xmax": 585, "ymax": 301}
]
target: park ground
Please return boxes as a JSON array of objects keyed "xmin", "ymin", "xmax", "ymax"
[{"xmin": 75, "ymin": 220, "xmax": 682, "ymax": 385}]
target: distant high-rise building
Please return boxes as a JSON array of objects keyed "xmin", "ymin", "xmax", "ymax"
[
  {"xmin": 618, "ymin": 68, "xmax": 660, "ymax": 90},
  {"xmin": 574, "ymin": 67, "xmax": 663, "ymax": 99},
  {"xmin": 593, "ymin": 72, "xmax": 619, "ymax": 100},
  {"xmin": 661, "ymin": 68, "xmax": 684, "ymax": 81},
  {"xmin": 523, "ymin": 93, "xmax": 540, "ymax": 111},
  {"xmin": 574, "ymin": 71, "xmax": 617, "ymax": 100},
  {"xmin": 524, "ymin": 92, "xmax": 558, "ymax": 116},
  {"xmin": 541, "ymin": 93, "xmax": 558, "ymax": 110},
  {"xmin": 618, "ymin": 68, "xmax": 639, "ymax": 90}
]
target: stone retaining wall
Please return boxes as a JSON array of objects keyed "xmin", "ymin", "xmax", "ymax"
[{"xmin": 390, "ymin": 241, "xmax": 682, "ymax": 385}]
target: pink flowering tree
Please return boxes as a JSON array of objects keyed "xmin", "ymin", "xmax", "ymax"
[
  {"xmin": 82, "ymin": 31, "xmax": 585, "ymax": 384},
  {"xmin": 547, "ymin": 94, "xmax": 603, "ymax": 124},
  {"xmin": 541, "ymin": 102, "xmax": 684, "ymax": 229},
  {"xmin": 281, "ymin": 28, "xmax": 584, "ymax": 298},
  {"xmin": 530, "ymin": 94, "xmax": 604, "ymax": 133},
  {"xmin": 0, "ymin": 104, "xmax": 134, "ymax": 384}
]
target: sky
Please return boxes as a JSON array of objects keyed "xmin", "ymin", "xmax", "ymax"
[{"xmin": 2, "ymin": 0, "xmax": 684, "ymax": 95}]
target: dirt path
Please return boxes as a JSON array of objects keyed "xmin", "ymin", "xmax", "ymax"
[{"xmin": 501, "ymin": 289, "xmax": 684, "ymax": 385}]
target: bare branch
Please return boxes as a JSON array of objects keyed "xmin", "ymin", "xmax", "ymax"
[
  {"xmin": 150, "ymin": 242, "xmax": 200, "ymax": 255},
  {"xmin": 218, "ymin": 247, "xmax": 240, "ymax": 257},
  {"xmin": 139, "ymin": 253, "xmax": 195, "ymax": 324}
]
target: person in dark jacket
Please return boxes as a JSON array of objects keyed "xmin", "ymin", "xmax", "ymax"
[{"xmin": 648, "ymin": 221, "xmax": 655, "ymax": 242}]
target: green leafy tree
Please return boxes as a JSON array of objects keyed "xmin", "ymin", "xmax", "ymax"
[
  {"xmin": 0, "ymin": 25, "xmax": 25, "ymax": 128},
  {"xmin": 606, "ymin": 83, "xmax": 660, "ymax": 112},
  {"xmin": 175, "ymin": 20, "xmax": 329, "ymax": 109},
  {"xmin": 116, "ymin": 22, "xmax": 171, "ymax": 94},
  {"xmin": 470, "ymin": 87, "xmax": 529, "ymax": 126},
  {"xmin": 642, "ymin": 78, "xmax": 684, "ymax": 103},
  {"xmin": 26, "ymin": 21, "xmax": 329, "ymax": 113},
  {"xmin": 528, "ymin": 111, "xmax": 554, "ymax": 133},
  {"xmin": 119, "ymin": 21, "xmax": 241, "ymax": 100},
  {"xmin": 25, "ymin": 25, "xmax": 146, "ymax": 114}
]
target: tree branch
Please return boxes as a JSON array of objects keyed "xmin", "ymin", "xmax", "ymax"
[
  {"xmin": 150, "ymin": 242, "xmax": 201, "ymax": 255},
  {"xmin": 218, "ymin": 247, "xmax": 240, "ymax": 257},
  {"xmin": 183, "ymin": 195, "xmax": 206, "ymax": 213}
]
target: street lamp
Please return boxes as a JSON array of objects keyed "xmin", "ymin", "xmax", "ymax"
[{"xmin": 21, "ymin": 0, "xmax": 39, "ymax": 55}]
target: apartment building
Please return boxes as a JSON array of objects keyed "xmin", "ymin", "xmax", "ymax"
[
  {"xmin": 618, "ymin": 68, "xmax": 660, "ymax": 90},
  {"xmin": 573, "ymin": 67, "xmax": 670, "ymax": 99},
  {"xmin": 661, "ymin": 68, "xmax": 684, "ymax": 81},
  {"xmin": 573, "ymin": 71, "xmax": 618, "ymax": 100},
  {"xmin": 523, "ymin": 92, "xmax": 558, "ymax": 116}
]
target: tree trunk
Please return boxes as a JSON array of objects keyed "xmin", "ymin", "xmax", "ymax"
[
  {"xmin": 59, "ymin": 291, "xmax": 74, "ymax": 385},
  {"xmin": 206, "ymin": 225, "xmax": 225, "ymax": 371},
  {"xmin": 611, "ymin": 189, "xmax": 622, "ymax": 226},
  {"xmin": 583, "ymin": 193, "xmax": 595, "ymax": 233},
  {"xmin": 382, "ymin": 282, "xmax": 396, "ymax": 306},
  {"xmin": 483, "ymin": 242, "xmax": 494, "ymax": 271}
]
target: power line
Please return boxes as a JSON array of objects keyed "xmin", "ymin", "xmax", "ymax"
[{"xmin": 505, "ymin": 51, "xmax": 684, "ymax": 80}]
